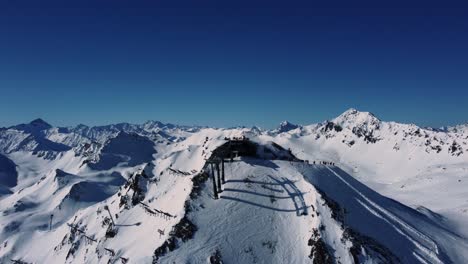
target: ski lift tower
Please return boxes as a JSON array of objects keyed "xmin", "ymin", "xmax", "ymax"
[{"xmin": 206, "ymin": 157, "xmax": 224, "ymax": 199}]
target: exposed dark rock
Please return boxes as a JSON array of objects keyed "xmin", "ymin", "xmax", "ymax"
[
  {"xmin": 342, "ymin": 228, "xmax": 399, "ymax": 264},
  {"xmin": 190, "ymin": 172, "xmax": 209, "ymax": 200},
  {"xmin": 324, "ymin": 122, "xmax": 343, "ymax": 133},
  {"xmin": 105, "ymin": 225, "xmax": 118, "ymax": 238},
  {"xmin": 209, "ymin": 249, "xmax": 223, "ymax": 264},
  {"xmin": 352, "ymin": 127, "xmax": 380, "ymax": 143},
  {"xmin": 152, "ymin": 216, "xmax": 197, "ymax": 263},
  {"xmin": 316, "ymin": 188, "xmax": 343, "ymax": 222},
  {"xmin": 316, "ymin": 186, "xmax": 398, "ymax": 263},
  {"xmin": 308, "ymin": 228, "xmax": 333, "ymax": 264},
  {"xmin": 449, "ymin": 141, "xmax": 463, "ymax": 156}
]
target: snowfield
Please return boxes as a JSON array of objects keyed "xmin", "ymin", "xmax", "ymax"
[{"xmin": 0, "ymin": 109, "xmax": 467, "ymax": 263}]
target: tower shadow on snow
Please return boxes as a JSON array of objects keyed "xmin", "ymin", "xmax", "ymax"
[{"xmin": 221, "ymin": 174, "xmax": 309, "ymax": 216}]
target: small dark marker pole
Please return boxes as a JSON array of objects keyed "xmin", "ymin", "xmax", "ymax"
[
  {"xmin": 216, "ymin": 162, "xmax": 222, "ymax": 193},
  {"xmin": 49, "ymin": 214, "xmax": 54, "ymax": 231},
  {"xmin": 343, "ymin": 207, "xmax": 348, "ymax": 226},
  {"xmin": 210, "ymin": 163, "xmax": 218, "ymax": 199},
  {"xmin": 104, "ymin": 206, "xmax": 115, "ymax": 226},
  {"xmin": 221, "ymin": 158, "xmax": 225, "ymax": 184}
]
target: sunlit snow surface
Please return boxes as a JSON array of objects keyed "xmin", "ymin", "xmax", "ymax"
[{"xmin": 0, "ymin": 110, "xmax": 467, "ymax": 263}]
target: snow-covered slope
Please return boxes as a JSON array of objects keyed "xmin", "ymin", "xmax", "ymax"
[
  {"xmin": 159, "ymin": 158, "xmax": 466, "ymax": 263},
  {"xmin": 264, "ymin": 109, "xmax": 468, "ymax": 239},
  {"xmin": 0, "ymin": 110, "xmax": 467, "ymax": 263}
]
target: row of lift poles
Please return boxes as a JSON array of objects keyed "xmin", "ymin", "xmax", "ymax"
[{"xmin": 206, "ymin": 150, "xmax": 239, "ymax": 199}]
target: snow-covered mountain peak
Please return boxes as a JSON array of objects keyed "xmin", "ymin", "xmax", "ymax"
[
  {"xmin": 143, "ymin": 120, "xmax": 168, "ymax": 130},
  {"xmin": 334, "ymin": 108, "xmax": 379, "ymax": 125},
  {"xmin": 30, "ymin": 118, "xmax": 51, "ymax": 128},
  {"xmin": 275, "ymin": 120, "xmax": 299, "ymax": 133},
  {"xmin": 10, "ymin": 118, "xmax": 52, "ymax": 133},
  {"xmin": 332, "ymin": 108, "xmax": 381, "ymax": 131},
  {"xmin": 250, "ymin": 125, "xmax": 263, "ymax": 134}
]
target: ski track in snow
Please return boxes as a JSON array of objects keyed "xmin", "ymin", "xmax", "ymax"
[{"xmin": 326, "ymin": 166, "xmax": 442, "ymax": 264}]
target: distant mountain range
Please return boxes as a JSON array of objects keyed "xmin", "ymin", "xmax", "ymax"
[{"xmin": 2, "ymin": 108, "xmax": 467, "ymax": 157}]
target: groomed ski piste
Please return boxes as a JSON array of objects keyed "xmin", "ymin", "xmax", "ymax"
[{"xmin": 1, "ymin": 109, "xmax": 468, "ymax": 263}]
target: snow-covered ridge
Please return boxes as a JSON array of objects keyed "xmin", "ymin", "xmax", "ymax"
[
  {"xmin": 0, "ymin": 119, "xmax": 200, "ymax": 157},
  {"xmin": 1, "ymin": 109, "xmax": 466, "ymax": 159},
  {"xmin": 0, "ymin": 109, "xmax": 467, "ymax": 263}
]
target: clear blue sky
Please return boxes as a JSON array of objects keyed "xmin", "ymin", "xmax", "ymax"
[{"xmin": 0, "ymin": 0, "xmax": 467, "ymax": 128}]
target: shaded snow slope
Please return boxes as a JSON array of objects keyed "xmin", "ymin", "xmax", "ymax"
[
  {"xmin": 0, "ymin": 154, "xmax": 17, "ymax": 189},
  {"xmin": 301, "ymin": 165, "xmax": 466, "ymax": 263},
  {"xmin": 87, "ymin": 132, "xmax": 156, "ymax": 170}
]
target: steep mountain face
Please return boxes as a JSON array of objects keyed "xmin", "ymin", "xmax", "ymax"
[
  {"xmin": 273, "ymin": 121, "xmax": 300, "ymax": 134},
  {"xmin": 87, "ymin": 132, "xmax": 157, "ymax": 170},
  {"xmin": 0, "ymin": 111, "xmax": 467, "ymax": 263},
  {"xmin": 0, "ymin": 154, "xmax": 17, "ymax": 194},
  {"xmin": 0, "ymin": 121, "xmax": 71, "ymax": 160}
]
